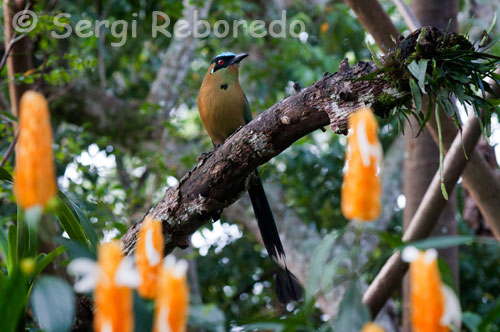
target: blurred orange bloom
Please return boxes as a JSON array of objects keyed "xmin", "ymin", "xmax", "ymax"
[
  {"xmin": 402, "ymin": 247, "xmax": 461, "ymax": 332},
  {"xmin": 320, "ymin": 22, "xmax": 329, "ymax": 34},
  {"xmin": 14, "ymin": 91, "xmax": 57, "ymax": 209},
  {"xmin": 360, "ymin": 322, "xmax": 385, "ymax": 332},
  {"xmin": 136, "ymin": 216, "xmax": 164, "ymax": 299},
  {"xmin": 94, "ymin": 241, "xmax": 134, "ymax": 332},
  {"xmin": 341, "ymin": 107, "xmax": 382, "ymax": 221},
  {"xmin": 154, "ymin": 256, "xmax": 189, "ymax": 332}
]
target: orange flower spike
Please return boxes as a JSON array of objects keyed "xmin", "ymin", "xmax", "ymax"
[
  {"xmin": 136, "ymin": 216, "xmax": 164, "ymax": 299},
  {"xmin": 360, "ymin": 323, "xmax": 385, "ymax": 332},
  {"xmin": 341, "ymin": 107, "xmax": 382, "ymax": 221},
  {"xmin": 154, "ymin": 256, "xmax": 189, "ymax": 332},
  {"xmin": 402, "ymin": 247, "xmax": 462, "ymax": 332},
  {"xmin": 14, "ymin": 91, "xmax": 57, "ymax": 209},
  {"xmin": 94, "ymin": 241, "xmax": 134, "ymax": 332}
]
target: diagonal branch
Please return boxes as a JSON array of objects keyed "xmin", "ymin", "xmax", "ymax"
[{"xmin": 119, "ymin": 57, "xmax": 409, "ymax": 254}]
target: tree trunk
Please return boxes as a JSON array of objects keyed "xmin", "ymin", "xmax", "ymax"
[
  {"xmin": 402, "ymin": 1, "xmax": 459, "ymax": 331},
  {"xmin": 2, "ymin": 0, "xmax": 33, "ymax": 117}
]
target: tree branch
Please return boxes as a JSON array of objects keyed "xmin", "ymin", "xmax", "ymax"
[
  {"xmin": 343, "ymin": 0, "xmax": 398, "ymax": 50},
  {"xmin": 119, "ymin": 51, "xmax": 410, "ymax": 254},
  {"xmin": 2, "ymin": 0, "xmax": 33, "ymax": 117}
]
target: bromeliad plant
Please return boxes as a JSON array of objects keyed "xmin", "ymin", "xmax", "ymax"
[{"xmin": 380, "ymin": 26, "xmax": 500, "ymax": 198}]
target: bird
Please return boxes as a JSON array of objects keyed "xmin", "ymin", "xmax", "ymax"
[{"xmin": 197, "ymin": 51, "xmax": 302, "ymax": 304}]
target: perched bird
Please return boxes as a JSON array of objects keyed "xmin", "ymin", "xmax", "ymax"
[{"xmin": 197, "ymin": 52, "xmax": 302, "ymax": 304}]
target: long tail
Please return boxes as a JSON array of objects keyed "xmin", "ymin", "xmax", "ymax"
[{"xmin": 248, "ymin": 174, "xmax": 302, "ymax": 304}]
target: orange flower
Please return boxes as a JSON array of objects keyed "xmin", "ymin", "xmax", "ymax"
[
  {"xmin": 14, "ymin": 91, "xmax": 56, "ymax": 209},
  {"xmin": 136, "ymin": 216, "xmax": 164, "ymax": 299},
  {"xmin": 402, "ymin": 247, "xmax": 461, "ymax": 332},
  {"xmin": 154, "ymin": 256, "xmax": 189, "ymax": 332},
  {"xmin": 341, "ymin": 108, "xmax": 382, "ymax": 221},
  {"xmin": 320, "ymin": 22, "xmax": 329, "ymax": 34},
  {"xmin": 360, "ymin": 322, "xmax": 385, "ymax": 332},
  {"xmin": 94, "ymin": 241, "xmax": 135, "ymax": 332}
]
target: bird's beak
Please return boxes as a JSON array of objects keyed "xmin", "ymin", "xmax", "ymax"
[{"xmin": 230, "ymin": 53, "xmax": 249, "ymax": 65}]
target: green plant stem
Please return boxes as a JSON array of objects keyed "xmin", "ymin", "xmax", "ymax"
[{"xmin": 434, "ymin": 103, "xmax": 449, "ymax": 200}]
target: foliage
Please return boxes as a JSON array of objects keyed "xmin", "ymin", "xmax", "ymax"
[{"xmin": 0, "ymin": 0, "xmax": 500, "ymax": 331}]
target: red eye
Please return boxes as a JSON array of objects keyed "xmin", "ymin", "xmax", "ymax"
[{"xmin": 218, "ymin": 59, "xmax": 224, "ymax": 65}]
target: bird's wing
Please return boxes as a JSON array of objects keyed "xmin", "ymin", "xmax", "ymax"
[{"xmin": 243, "ymin": 94, "xmax": 253, "ymax": 124}]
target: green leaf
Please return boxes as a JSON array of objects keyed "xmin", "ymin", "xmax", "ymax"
[
  {"xmin": 464, "ymin": 17, "xmax": 474, "ymax": 38},
  {"xmin": 0, "ymin": 270, "xmax": 5, "ymax": 288},
  {"xmin": 58, "ymin": 193, "xmax": 98, "ymax": 253},
  {"xmin": 133, "ymin": 291, "xmax": 154, "ymax": 332},
  {"xmin": 52, "ymin": 196, "xmax": 89, "ymax": 248},
  {"xmin": 480, "ymin": 34, "xmax": 500, "ymax": 52},
  {"xmin": 33, "ymin": 246, "xmax": 67, "ymax": 278},
  {"xmin": 408, "ymin": 59, "xmax": 428, "ymax": 93},
  {"xmin": 0, "ymin": 226, "xmax": 8, "ymax": 262},
  {"xmin": 18, "ymin": 206, "xmax": 42, "ymax": 259},
  {"xmin": 366, "ymin": 42, "xmax": 382, "ymax": 68},
  {"xmin": 320, "ymin": 256, "xmax": 343, "ymax": 294},
  {"xmin": 409, "ymin": 78, "xmax": 422, "ymax": 113},
  {"xmin": 486, "ymin": 12, "xmax": 497, "ymax": 35},
  {"xmin": 30, "ymin": 276, "xmax": 75, "ymax": 332},
  {"xmin": 333, "ymin": 279, "xmax": 371, "ymax": 332},
  {"xmin": 0, "ymin": 268, "xmax": 29, "ymax": 332},
  {"xmin": 462, "ymin": 312, "xmax": 481, "ymax": 332},
  {"xmin": 0, "ymin": 110, "xmax": 18, "ymax": 123},
  {"xmin": 7, "ymin": 224, "xmax": 17, "ymax": 276},
  {"xmin": 55, "ymin": 237, "xmax": 96, "ymax": 260},
  {"xmin": 0, "ymin": 166, "xmax": 94, "ymax": 251},
  {"xmin": 401, "ymin": 235, "xmax": 497, "ymax": 251},
  {"xmin": 379, "ymin": 231, "xmax": 403, "ymax": 249},
  {"xmin": 0, "ymin": 166, "xmax": 13, "ymax": 183},
  {"xmin": 435, "ymin": 103, "xmax": 449, "ymax": 200},
  {"xmin": 189, "ymin": 303, "xmax": 226, "ymax": 332},
  {"xmin": 437, "ymin": 258, "xmax": 456, "ymax": 292},
  {"xmin": 242, "ymin": 323, "xmax": 284, "ymax": 332},
  {"xmin": 306, "ymin": 231, "xmax": 339, "ymax": 299},
  {"xmin": 478, "ymin": 297, "xmax": 500, "ymax": 331}
]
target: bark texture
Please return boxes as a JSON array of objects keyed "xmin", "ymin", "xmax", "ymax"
[
  {"xmin": 344, "ymin": 0, "xmax": 398, "ymax": 50},
  {"xmin": 120, "ymin": 56, "xmax": 411, "ymax": 254},
  {"xmin": 2, "ymin": 0, "xmax": 33, "ymax": 117}
]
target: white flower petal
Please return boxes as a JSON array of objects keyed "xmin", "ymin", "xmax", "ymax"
[
  {"xmin": 157, "ymin": 305, "xmax": 172, "ymax": 332},
  {"xmin": 67, "ymin": 258, "xmax": 100, "ymax": 293},
  {"xmin": 424, "ymin": 248, "xmax": 438, "ymax": 264},
  {"xmin": 356, "ymin": 119, "xmax": 383, "ymax": 167},
  {"xmin": 146, "ymin": 228, "xmax": 161, "ymax": 266},
  {"xmin": 101, "ymin": 320, "xmax": 113, "ymax": 332},
  {"xmin": 67, "ymin": 257, "xmax": 98, "ymax": 276},
  {"xmin": 401, "ymin": 246, "xmax": 419, "ymax": 263},
  {"xmin": 440, "ymin": 284, "xmax": 462, "ymax": 329},
  {"xmin": 163, "ymin": 254, "xmax": 188, "ymax": 278},
  {"xmin": 115, "ymin": 256, "xmax": 141, "ymax": 287}
]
